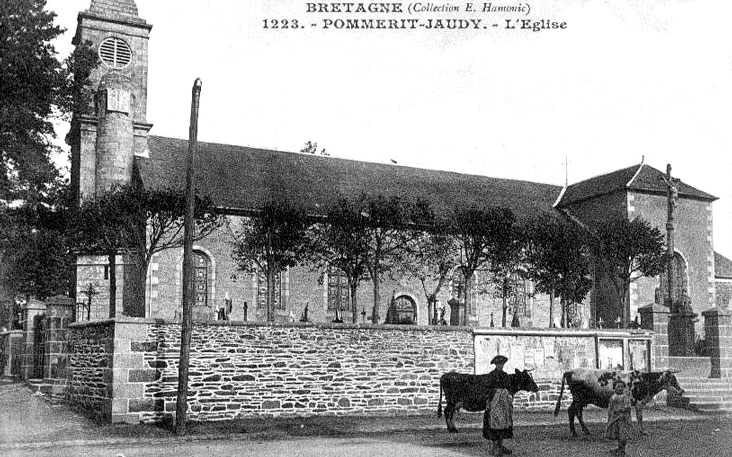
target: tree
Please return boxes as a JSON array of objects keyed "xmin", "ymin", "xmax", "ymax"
[
  {"xmin": 0, "ymin": 0, "xmax": 97, "ymax": 329},
  {"xmin": 0, "ymin": 193, "xmax": 76, "ymax": 330},
  {"xmin": 230, "ymin": 201, "xmax": 312, "ymax": 322},
  {"xmin": 359, "ymin": 195, "xmax": 432, "ymax": 323},
  {"xmin": 397, "ymin": 228, "xmax": 460, "ymax": 324},
  {"xmin": 0, "ymin": 0, "xmax": 97, "ymax": 203},
  {"xmin": 450, "ymin": 206, "xmax": 517, "ymax": 326},
  {"xmin": 1, "ymin": 0, "xmax": 64, "ymax": 202},
  {"xmin": 590, "ymin": 217, "xmax": 665, "ymax": 328},
  {"xmin": 309, "ymin": 198, "xmax": 371, "ymax": 323},
  {"xmin": 72, "ymin": 184, "xmax": 222, "ymax": 317},
  {"xmin": 524, "ymin": 215, "xmax": 592, "ymax": 328},
  {"xmin": 485, "ymin": 222, "xmax": 525, "ymax": 327}
]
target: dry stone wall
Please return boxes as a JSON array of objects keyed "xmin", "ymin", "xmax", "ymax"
[
  {"xmin": 65, "ymin": 320, "xmax": 659, "ymax": 424},
  {"xmin": 65, "ymin": 321, "xmax": 115, "ymax": 419},
  {"xmin": 120, "ymin": 321, "xmax": 474, "ymax": 423}
]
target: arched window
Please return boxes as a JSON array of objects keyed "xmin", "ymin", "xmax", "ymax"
[
  {"xmin": 451, "ymin": 267, "xmax": 472, "ymax": 304},
  {"xmin": 193, "ymin": 251, "xmax": 210, "ymax": 307},
  {"xmin": 257, "ymin": 270, "xmax": 283, "ymax": 310},
  {"xmin": 508, "ymin": 274, "xmax": 530, "ymax": 318},
  {"xmin": 327, "ymin": 265, "xmax": 349, "ymax": 312}
]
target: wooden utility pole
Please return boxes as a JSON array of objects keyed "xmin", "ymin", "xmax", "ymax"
[{"xmin": 175, "ymin": 78, "xmax": 202, "ymax": 436}]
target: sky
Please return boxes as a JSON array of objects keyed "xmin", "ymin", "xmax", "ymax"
[{"xmin": 46, "ymin": 0, "xmax": 732, "ymax": 257}]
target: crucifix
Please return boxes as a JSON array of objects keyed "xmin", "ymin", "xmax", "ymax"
[
  {"xmin": 661, "ymin": 164, "xmax": 680, "ymax": 313},
  {"xmin": 80, "ymin": 283, "xmax": 98, "ymax": 321}
]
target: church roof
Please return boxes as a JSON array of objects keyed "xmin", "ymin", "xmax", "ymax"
[
  {"xmin": 716, "ymin": 252, "xmax": 732, "ymax": 279},
  {"xmin": 137, "ymin": 136, "xmax": 562, "ymax": 222},
  {"xmin": 79, "ymin": 0, "xmax": 148, "ymax": 26},
  {"xmin": 556, "ymin": 162, "xmax": 717, "ymax": 207}
]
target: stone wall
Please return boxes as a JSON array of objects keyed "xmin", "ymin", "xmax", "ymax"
[
  {"xmin": 111, "ymin": 320, "xmax": 475, "ymax": 423},
  {"xmin": 630, "ymin": 192, "xmax": 715, "ymax": 319},
  {"xmin": 65, "ymin": 321, "xmax": 115, "ymax": 419},
  {"xmin": 62, "ymin": 320, "xmax": 668, "ymax": 424}
]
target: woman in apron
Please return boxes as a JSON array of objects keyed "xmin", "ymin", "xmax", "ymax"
[{"xmin": 483, "ymin": 355, "xmax": 514, "ymax": 456}]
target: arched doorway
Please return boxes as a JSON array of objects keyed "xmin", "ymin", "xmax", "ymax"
[{"xmin": 385, "ymin": 295, "xmax": 417, "ymax": 324}]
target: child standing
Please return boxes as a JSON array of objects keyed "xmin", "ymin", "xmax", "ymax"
[{"xmin": 606, "ymin": 379, "xmax": 633, "ymax": 456}]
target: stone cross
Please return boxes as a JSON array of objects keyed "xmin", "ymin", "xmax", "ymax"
[
  {"xmin": 80, "ymin": 283, "xmax": 98, "ymax": 321},
  {"xmin": 661, "ymin": 164, "xmax": 680, "ymax": 312}
]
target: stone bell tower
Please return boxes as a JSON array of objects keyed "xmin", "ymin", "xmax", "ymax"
[
  {"xmin": 68, "ymin": 0, "xmax": 152, "ymax": 319},
  {"xmin": 69, "ymin": 0, "xmax": 153, "ymax": 200}
]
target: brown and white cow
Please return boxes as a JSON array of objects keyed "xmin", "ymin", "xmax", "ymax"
[
  {"xmin": 553, "ymin": 368, "xmax": 684, "ymax": 436},
  {"xmin": 437, "ymin": 369, "xmax": 539, "ymax": 433}
]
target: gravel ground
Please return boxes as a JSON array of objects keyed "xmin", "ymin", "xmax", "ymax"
[{"xmin": 2, "ymin": 382, "xmax": 730, "ymax": 456}]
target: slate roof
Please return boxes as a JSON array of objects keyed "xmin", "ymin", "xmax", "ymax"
[
  {"xmin": 556, "ymin": 163, "xmax": 717, "ymax": 207},
  {"xmin": 716, "ymin": 252, "xmax": 732, "ymax": 279},
  {"xmin": 137, "ymin": 136, "xmax": 562, "ymax": 222}
]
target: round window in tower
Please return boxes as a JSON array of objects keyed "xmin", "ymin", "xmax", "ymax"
[{"xmin": 98, "ymin": 37, "xmax": 132, "ymax": 69}]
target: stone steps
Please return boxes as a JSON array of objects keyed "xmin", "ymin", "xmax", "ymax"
[
  {"xmin": 677, "ymin": 377, "xmax": 732, "ymax": 412},
  {"xmin": 26, "ymin": 378, "xmax": 67, "ymax": 404}
]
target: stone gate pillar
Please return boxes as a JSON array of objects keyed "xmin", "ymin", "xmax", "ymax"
[
  {"xmin": 702, "ymin": 308, "xmax": 732, "ymax": 379},
  {"xmin": 638, "ymin": 303, "xmax": 669, "ymax": 370},
  {"xmin": 21, "ymin": 298, "xmax": 46, "ymax": 380},
  {"xmin": 44, "ymin": 295, "xmax": 75, "ymax": 382}
]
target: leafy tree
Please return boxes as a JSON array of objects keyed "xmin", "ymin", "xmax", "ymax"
[
  {"xmin": 450, "ymin": 206, "xmax": 517, "ymax": 326},
  {"xmin": 360, "ymin": 195, "xmax": 433, "ymax": 323},
  {"xmin": 230, "ymin": 201, "xmax": 312, "ymax": 322},
  {"xmin": 397, "ymin": 228, "xmax": 460, "ymax": 324},
  {"xmin": 0, "ymin": 194, "xmax": 75, "ymax": 327},
  {"xmin": 1, "ymin": 0, "xmax": 96, "ymax": 204},
  {"xmin": 0, "ymin": 0, "xmax": 97, "ymax": 329},
  {"xmin": 524, "ymin": 215, "xmax": 592, "ymax": 328},
  {"xmin": 1, "ymin": 0, "xmax": 65, "ymax": 202},
  {"xmin": 309, "ymin": 198, "xmax": 371, "ymax": 323},
  {"xmin": 0, "ymin": 184, "xmax": 77, "ymax": 327},
  {"xmin": 72, "ymin": 184, "xmax": 222, "ymax": 318},
  {"xmin": 590, "ymin": 217, "xmax": 665, "ymax": 328},
  {"xmin": 485, "ymin": 222, "xmax": 525, "ymax": 327}
]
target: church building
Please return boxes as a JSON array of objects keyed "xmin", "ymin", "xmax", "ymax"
[{"xmin": 69, "ymin": 0, "xmax": 729, "ymax": 332}]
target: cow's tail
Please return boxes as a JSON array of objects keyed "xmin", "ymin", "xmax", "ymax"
[
  {"xmin": 553, "ymin": 372, "xmax": 568, "ymax": 417},
  {"xmin": 437, "ymin": 375, "xmax": 444, "ymax": 418}
]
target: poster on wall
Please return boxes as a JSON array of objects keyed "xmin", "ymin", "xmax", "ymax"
[
  {"xmin": 475, "ymin": 333, "xmax": 596, "ymax": 378},
  {"xmin": 598, "ymin": 339, "xmax": 624, "ymax": 370}
]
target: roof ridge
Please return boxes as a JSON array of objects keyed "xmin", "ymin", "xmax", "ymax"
[
  {"xmin": 626, "ymin": 162, "xmax": 645, "ymax": 187},
  {"xmin": 567, "ymin": 163, "xmax": 641, "ymax": 188},
  {"xmin": 146, "ymin": 135, "xmax": 562, "ymax": 189}
]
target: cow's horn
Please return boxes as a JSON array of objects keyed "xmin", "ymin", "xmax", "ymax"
[
  {"xmin": 668, "ymin": 369, "xmax": 680, "ymax": 374},
  {"xmin": 526, "ymin": 368, "xmax": 535, "ymax": 372}
]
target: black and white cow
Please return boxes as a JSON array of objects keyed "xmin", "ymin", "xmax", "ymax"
[
  {"xmin": 553, "ymin": 368, "xmax": 684, "ymax": 436},
  {"xmin": 437, "ymin": 369, "xmax": 539, "ymax": 433}
]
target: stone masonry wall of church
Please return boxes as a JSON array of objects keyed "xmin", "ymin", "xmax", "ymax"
[
  {"xmin": 144, "ymin": 219, "xmax": 567, "ymax": 329},
  {"xmin": 717, "ymin": 281, "xmax": 732, "ymax": 308},
  {"xmin": 77, "ymin": 255, "xmax": 126, "ymax": 321},
  {"xmin": 629, "ymin": 192, "xmax": 715, "ymax": 323}
]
